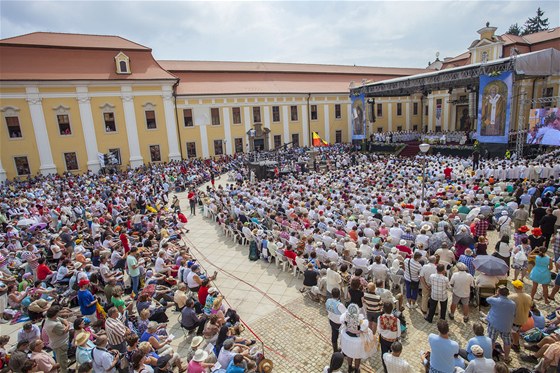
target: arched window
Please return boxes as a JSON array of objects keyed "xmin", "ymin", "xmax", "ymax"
[{"xmin": 119, "ymin": 60, "xmax": 128, "ymax": 73}]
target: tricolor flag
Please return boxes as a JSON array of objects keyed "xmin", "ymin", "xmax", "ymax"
[{"xmin": 312, "ymin": 132, "xmax": 328, "ymax": 147}]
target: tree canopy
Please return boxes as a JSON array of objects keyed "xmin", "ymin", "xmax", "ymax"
[{"xmin": 507, "ymin": 7, "xmax": 549, "ymax": 36}]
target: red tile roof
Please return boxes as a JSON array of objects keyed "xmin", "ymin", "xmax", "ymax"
[
  {"xmin": 0, "ymin": 46, "xmax": 176, "ymax": 81},
  {"xmin": 159, "ymin": 60, "xmax": 426, "ymax": 76},
  {"xmin": 0, "ymin": 32, "xmax": 150, "ymax": 50},
  {"xmin": 171, "ymin": 71, "xmax": 416, "ymax": 95}
]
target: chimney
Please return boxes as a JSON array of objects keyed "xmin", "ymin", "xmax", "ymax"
[{"xmin": 477, "ymin": 22, "xmax": 497, "ymax": 40}]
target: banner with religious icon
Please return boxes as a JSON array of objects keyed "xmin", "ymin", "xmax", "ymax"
[
  {"xmin": 476, "ymin": 71, "xmax": 512, "ymax": 143},
  {"xmin": 350, "ymin": 93, "xmax": 366, "ymax": 140}
]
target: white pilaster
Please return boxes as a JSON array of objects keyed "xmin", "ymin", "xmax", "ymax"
[
  {"xmin": 121, "ymin": 86, "xmax": 144, "ymax": 168},
  {"xmin": 0, "ymin": 157, "xmax": 6, "ymax": 183},
  {"xmin": 347, "ymin": 103, "xmax": 353, "ymax": 141},
  {"xmin": 222, "ymin": 107, "xmax": 233, "ymax": 155},
  {"xmin": 243, "ymin": 107, "xmax": 251, "ymax": 144},
  {"xmin": 161, "ymin": 86, "xmax": 181, "ymax": 161},
  {"xmin": 282, "ymin": 106, "xmax": 290, "ymax": 144},
  {"xmin": 25, "ymin": 87, "xmax": 57, "ymax": 175},
  {"xmin": 263, "ymin": 106, "xmax": 272, "ymax": 149},
  {"xmin": 405, "ymin": 100, "xmax": 411, "ymax": 130},
  {"xmin": 301, "ymin": 104, "xmax": 309, "ymax": 146},
  {"xmin": 428, "ymin": 96, "xmax": 435, "ymax": 131},
  {"xmin": 443, "ymin": 99, "xmax": 450, "ymax": 131},
  {"xmin": 323, "ymin": 105, "xmax": 330, "ymax": 143},
  {"xmin": 387, "ymin": 103, "xmax": 393, "ymax": 131},
  {"xmin": 76, "ymin": 87, "xmax": 101, "ymax": 173},
  {"xmin": 199, "ymin": 124, "xmax": 209, "ymax": 158}
]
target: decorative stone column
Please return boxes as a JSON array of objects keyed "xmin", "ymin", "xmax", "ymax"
[
  {"xmin": 26, "ymin": 87, "xmax": 57, "ymax": 175},
  {"xmin": 76, "ymin": 87, "xmax": 101, "ymax": 173},
  {"xmin": 161, "ymin": 86, "xmax": 181, "ymax": 161},
  {"xmin": 121, "ymin": 86, "xmax": 144, "ymax": 168}
]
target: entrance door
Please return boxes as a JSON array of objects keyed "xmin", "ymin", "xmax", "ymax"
[{"xmin": 253, "ymin": 138, "xmax": 264, "ymax": 151}]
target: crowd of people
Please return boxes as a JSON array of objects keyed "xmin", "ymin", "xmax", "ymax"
[
  {"xmin": 371, "ymin": 130, "xmax": 471, "ymax": 145},
  {"xmin": 200, "ymin": 146, "xmax": 560, "ymax": 372},
  {"xmin": 0, "ymin": 156, "xmax": 275, "ymax": 373},
  {"xmin": 1, "ymin": 142, "xmax": 560, "ymax": 373}
]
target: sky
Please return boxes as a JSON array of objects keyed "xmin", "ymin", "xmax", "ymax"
[{"xmin": 1, "ymin": 0, "xmax": 558, "ymax": 68}]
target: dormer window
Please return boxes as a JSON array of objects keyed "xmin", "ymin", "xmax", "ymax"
[{"xmin": 114, "ymin": 52, "xmax": 131, "ymax": 74}]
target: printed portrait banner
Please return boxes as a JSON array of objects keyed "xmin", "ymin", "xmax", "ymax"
[
  {"xmin": 351, "ymin": 93, "xmax": 366, "ymax": 140},
  {"xmin": 477, "ymin": 71, "xmax": 513, "ymax": 143}
]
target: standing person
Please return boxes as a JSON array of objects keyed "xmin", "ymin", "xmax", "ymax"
[
  {"xmin": 77, "ymin": 279, "xmax": 98, "ymax": 323},
  {"xmin": 377, "ymin": 302, "xmax": 401, "ymax": 373},
  {"xmin": 44, "ymin": 305, "xmax": 70, "ymax": 373},
  {"xmin": 493, "ymin": 235, "xmax": 512, "ymax": 268},
  {"xmin": 425, "ymin": 264, "xmax": 450, "ymax": 323},
  {"xmin": 325, "ymin": 288, "xmax": 346, "ymax": 352},
  {"xmin": 419, "ymin": 256, "xmax": 437, "ymax": 316},
  {"xmin": 540, "ymin": 208, "xmax": 557, "ymax": 248},
  {"xmin": 383, "ymin": 341, "xmax": 412, "ymax": 373},
  {"xmin": 509, "ymin": 280, "xmax": 532, "ymax": 352},
  {"xmin": 532, "ymin": 201, "xmax": 547, "ymax": 228},
  {"xmin": 529, "ymin": 246, "xmax": 553, "ymax": 304},
  {"xmin": 326, "ymin": 263, "xmax": 342, "ymax": 298},
  {"xmin": 403, "ymin": 252, "xmax": 422, "ymax": 309},
  {"xmin": 362, "ymin": 282, "xmax": 382, "ymax": 334},
  {"xmin": 126, "ymin": 247, "xmax": 141, "ymax": 298},
  {"xmin": 512, "ymin": 205, "xmax": 529, "ymax": 231},
  {"xmin": 428, "ymin": 320, "xmax": 459, "ymax": 373},
  {"xmin": 486, "ymin": 286, "xmax": 516, "ymax": 363},
  {"xmin": 188, "ymin": 188, "xmax": 197, "ymax": 216},
  {"xmin": 449, "ymin": 263, "xmax": 474, "ymax": 323},
  {"xmin": 339, "ymin": 303, "xmax": 374, "ymax": 373}
]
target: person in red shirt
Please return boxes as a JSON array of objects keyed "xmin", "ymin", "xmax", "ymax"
[
  {"xmin": 119, "ymin": 229, "xmax": 130, "ymax": 254},
  {"xmin": 396, "ymin": 239, "xmax": 412, "ymax": 259},
  {"xmin": 284, "ymin": 246, "xmax": 297, "ymax": 266},
  {"xmin": 443, "ymin": 166, "xmax": 452, "ymax": 179},
  {"xmin": 197, "ymin": 278, "xmax": 210, "ymax": 306},
  {"xmin": 36, "ymin": 257, "xmax": 53, "ymax": 281}
]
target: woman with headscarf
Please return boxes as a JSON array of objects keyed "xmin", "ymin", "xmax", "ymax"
[{"xmin": 339, "ymin": 303, "xmax": 375, "ymax": 373}]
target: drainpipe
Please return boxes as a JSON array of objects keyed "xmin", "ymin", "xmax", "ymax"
[{"xmin": 172, "ymin": 81, "xmax": 184, "ymax": 159}]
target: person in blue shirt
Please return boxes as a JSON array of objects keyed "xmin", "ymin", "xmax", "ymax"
[
  {"xmin": 486, "ymin": 286, "xmax": 516, "ymax": 363},
  {"xmin": 464, "ymin": 322, "xmax": 493, "ymax": 361},
  {"xmin": 76, "ymin": 279, "xmax": 98, "ymax": 322},
  {"xmin": 226, "ymin": 354, "xmax": 246, "ymax": 373},
  {"xmin": 428, "ymin": 320, "xmax": 459, "ymax": 373}
]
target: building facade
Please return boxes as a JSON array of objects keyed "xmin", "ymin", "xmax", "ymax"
[{"xmin": 0, "ymin": 32, "xmax": 425, "ymax": 180}]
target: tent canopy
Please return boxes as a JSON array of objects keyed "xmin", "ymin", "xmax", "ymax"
[{"xmin": 351, "ymin": 48, "xmax": 560, "ymax": 97}]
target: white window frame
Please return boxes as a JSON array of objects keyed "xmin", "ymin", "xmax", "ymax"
[
  {"xmin": 1, "ymin": 106, "xmax": 23, "ymax": 139},
  {"xmin": 13, "ymin": 155, "xmax": 31, "ymax": 176},
  {"xmin": 114, "ymin": 52, "xmax": 131, "ymax": 74},
  {"xmin": 100, "ymin": 103, "xmax": 117, "ymax": 133},
  {"xmin": 52, "ymin": 105, "xmax": 72, "ymax": 136},
  {"xmin": 143, "ymin": 103, "xmax": 157, "ymax": 130},
  {"xmin": 63, "ymin": 152, "xmax": 79, "ymax": 172},
  {"xmin": 149, "ymin": 144, "xmax": 162, "ymax": 162}
]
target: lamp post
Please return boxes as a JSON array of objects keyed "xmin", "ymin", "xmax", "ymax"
[{"xmin": 419, "ymin": 143, "xmax": 431, "ymax": 204}]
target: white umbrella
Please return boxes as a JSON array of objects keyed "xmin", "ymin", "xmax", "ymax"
[{"xmin": 465, "ymin": 207, "xmax": 481, "ymax": 223}]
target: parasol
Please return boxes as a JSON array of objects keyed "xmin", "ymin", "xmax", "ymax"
[
  {"xmin": 29, "ymin": 223, "xmax": 48, "ymax": 232},
  {"xmin": 454, "ymin": 233, "xmax": 475, "ymax": 247},
  {"xmin": 473, "ymin": 255, "xmax": 509, "ymax": 276},
  {"xmin": 428, "ymin": 231, "xmax": 453, "ymax": 253},
  {"xmin": 465, "ymin": 207, "xmax": 481, "ymax": 223}
]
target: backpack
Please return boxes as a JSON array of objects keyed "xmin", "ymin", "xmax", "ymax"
[{"xmin": 522, "ymin": 327, "xmax": 546, "ymax": 343}]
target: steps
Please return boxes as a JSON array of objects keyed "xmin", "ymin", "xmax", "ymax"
[{"xmin": 400, "ymin": 143, "xmax": 420, "ymax": 157}]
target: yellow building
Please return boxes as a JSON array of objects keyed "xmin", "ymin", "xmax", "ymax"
[{"xmin": 0, "ymin": 32, "xmax": 425, "ymax": 180}]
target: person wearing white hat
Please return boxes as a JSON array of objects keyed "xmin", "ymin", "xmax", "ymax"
[
  {"xmin": 462, "ymin": 344, "xmax": 495, "ymax": 372},
  {"xmin": 187, "ymin": 349, "xmax": 212, "ymax": 372},
  {"xmin": 449, "ymin": 262, "xmax": 474, "ymax": 323}
]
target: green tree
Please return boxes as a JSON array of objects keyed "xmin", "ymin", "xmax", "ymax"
[
  {"xmin": 522, "ymin": 7, "xmax": 549, "ymax": 35},
  {"xmin": 507, "ymin": 23, "xmax": 522, "ymax": 36}
]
